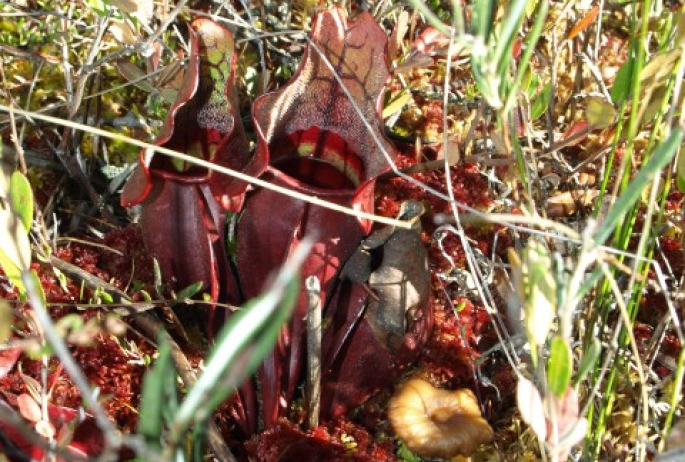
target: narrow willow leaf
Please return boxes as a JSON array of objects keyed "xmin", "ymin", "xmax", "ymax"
[
  {"xmin": 527, "ymin": 73, "xmax": 540, "ymax": 99},
  {"xmin": 678, "ymin": 145, "xmax": 685, "ymax": 193},
  {"xmin": 522, "ymin": 240, "xmax": 556, "ymax": 364},
  {"xmin": 0, "ymin": 300, "xmax": 11, "ymax": 344},
  {"xmin": 176, "ymin": 281, "xmax": 205, "ymax": 300},
  {"xmin": 548, "ymin": 335, "xmax": 572, "ymax": 396},
  {"xmin": 170, "ymin": 240, "xmax": 311, "ymax": 445},
  {"xmin": 115, "ymin": 60, "xmax": 157, "ymax": 93},
  {"xmin": 517, "ymin": 377, "xmax": 547, "ymax": 440},
  {"xmin": 640, "ymin": 49, "xmax": 680, "ymax": 92},
  {"xmin": 575, "ymin": 337, "xmax": 601, "ymax": 385},
  {"xmin": 530, "ymin": 83, "xmax": 552, "ymax": 121},
  {"xmin": 611, "ymin": 57, "xmax": 634, "ymax": 103},
  {"xmin": 23, "ymin": 270, "xmax": 46, "ymax": 307},
  {"xmin": 520, "ymin": 67, "xmax": 533, "ymax": 94},
  {"xmin": 200, "ymin": 277, "xmax": 299, "ymax": 415},
  {"xmin": 641, "ymin": 86, "xmax": 670, "ymax": 124},
  {"xmin": 677, "ymin": 11, "xmax": 685, "ymax": 46},
  {"xmin": 382, "ymin": 90, "xmax": 413, "ymax": 119},
  {"xmin": 597, "ymin": 128, "xmax": 684, "ymax": 244},
  {"xmin": 0, "ymin": 248, "xmax": 23, "ymax": 292},
  {"xmin": 138, "ymin": 334, "xmax": 174, "ymax": 448}
]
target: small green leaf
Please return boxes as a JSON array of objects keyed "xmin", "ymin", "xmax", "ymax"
[
  {"xmin": 575, "ymin": 337, "xmax": 601, "ymax": 385},
  {"xmin": 98, "ymin": 291, "xmax": 114, "ymax": 304},
  {"xmin": 138, "ymin": 334, "xmax": 175, "ymax": 448},
  {"xmin": 85, "ymin": 0, "xmax": 110, "ymax": 16},
  {"xmin": 548, "ymin": 335, "xmax": 572, "ymax": 396},
  {"xmin": 9, "ymin": 171, "xmax": 33, "ymax": 232},
  {"xmin": 530, "ymin": 83, "xmax": 552, "ymax": 121},
  {"xmin": 526, "ymin": 73, "xmax": 540, "ymax": 99},
  {"xmin": 641, "ymin": 87, "xmax": 666, "ymax": 124},
  {"xmin": 160, "ymin": 89, "xmax": 178, "ymax": 104},
  {"xmin": 520, "ymin": 67, "xmax": 533, "ymax": 94},
  {"xmin": 611, "ymin": 57, "xmax": 633, "ymax": 103},
  {"xmin": 520, "ymin": 240, "xmax": 557, "ymax": 365},
  {"xmin": 55, "ymin": 314, "xmax": 85, "ymax": 336},
  {"xmin": 176, "ymin": 281, "xmax": 205, "ymax": 300}
]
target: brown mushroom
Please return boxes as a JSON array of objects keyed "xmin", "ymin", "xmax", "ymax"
[{"xmin": 389, "ymin": 378, "xmax": 494, "ymax": 458}]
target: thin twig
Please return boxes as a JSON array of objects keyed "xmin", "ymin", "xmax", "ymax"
[
  {"xmin": 306, "ymin": 276, "xmax": 321, "ymax": 430},
  {"xmin": 0, "ymin": 104, "xmax": 413, "ymax": 229}
]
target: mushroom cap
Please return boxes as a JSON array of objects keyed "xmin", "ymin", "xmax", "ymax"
[{"xmin": 389, "ymin": 378, "xmax": 494, "ymax": 458}]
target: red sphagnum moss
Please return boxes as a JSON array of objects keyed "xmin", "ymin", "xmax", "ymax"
[{"xmin": 0, "ymin": 229, "xmax": 156, "ymax": 434}]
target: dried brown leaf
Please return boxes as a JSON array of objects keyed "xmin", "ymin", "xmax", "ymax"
[{"xmin": 568, "ymin": 6, "xmax": 600, "ymax": 40}]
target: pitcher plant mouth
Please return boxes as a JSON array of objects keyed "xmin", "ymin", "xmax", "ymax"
[
  {"xmin": 120, "ymin": 18, "xmax": 249, "ymax": 209},
  {"xmin": 269, "ymin": 127, "xmax": 364, "ymax": 190}
]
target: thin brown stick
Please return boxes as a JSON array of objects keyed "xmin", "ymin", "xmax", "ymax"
[{"xmin": 306, "ymin": 276, "xmax": 321, "ymax": 430}]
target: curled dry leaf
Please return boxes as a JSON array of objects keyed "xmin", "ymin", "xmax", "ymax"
[
  {"xmin": 16, "ymin": 393, "xmax": 42, "ymax": 424},
  {"xmin": 567, "ymin": 5, "xmax": 600, "ymax": 40},
  {"xmin": 0, "ymin": 347, "xmax": 20, "ymax": 379},
  {"xmin": 545, "ymin": 190, "xmax": 600, "ymax": 217},
  {"xmin": 413, "ymin": 26, "xmax": 452, "ymax": 55},
  {"xmin": 109, "ymin": 19, "xmax": 138, "ymax": 45},
  {"xmin": 389, "ymin": 378, "xmax": 494, "ymax": 458},
  {"xmin": 389, "ymin": 10, "xmax": 409, "ymax": 62},
  {"xmin": 109, "ymin": 0, "xmax": 153, "ymax": 28}
]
